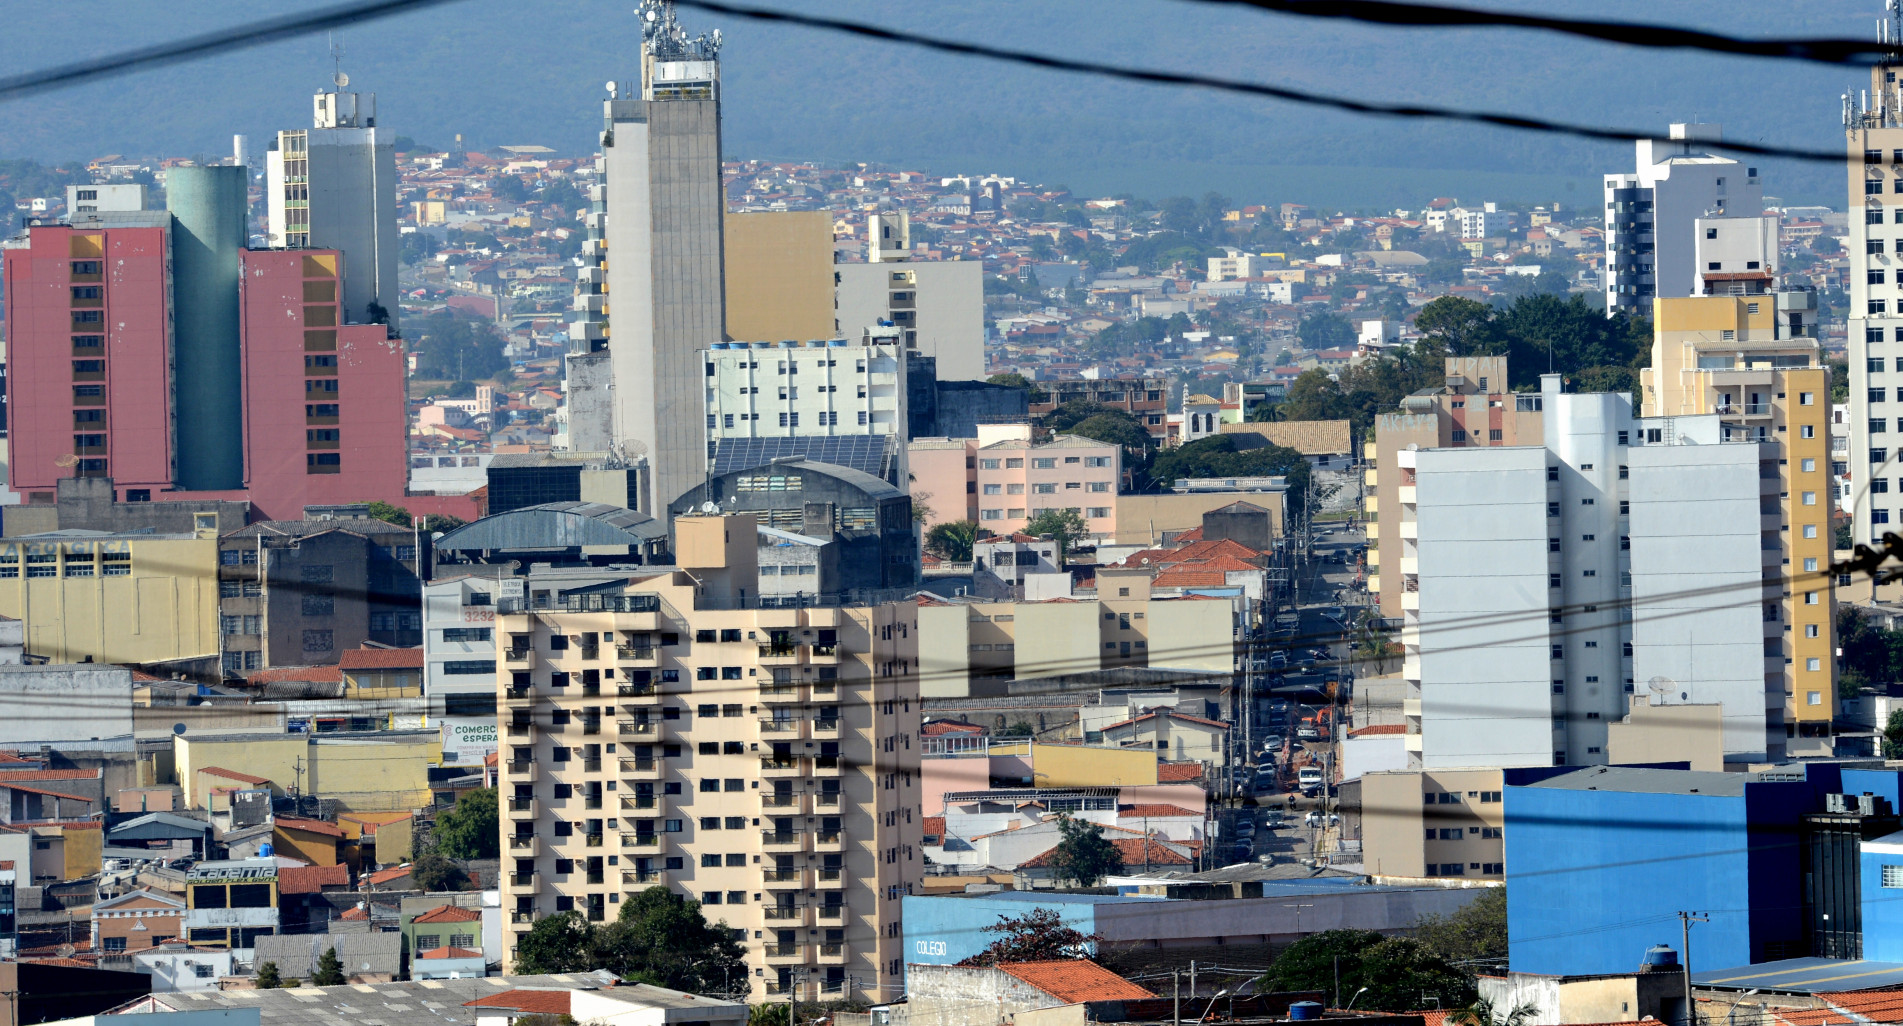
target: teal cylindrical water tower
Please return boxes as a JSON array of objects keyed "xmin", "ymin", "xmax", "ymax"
[{"xmin": 166, "ymin": 164, "xmax": 248, "ymax": 491}]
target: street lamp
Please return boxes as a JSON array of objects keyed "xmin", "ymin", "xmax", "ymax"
[
  {"xmin": 1726, "ymin": 989, "xmax": 1761, "ymax": 1026},
  {"xmin": 1197, "ymin": 988, "xmax": 1234, "ymax": 1022},
  {"xmin": 1346, "ymin": 988, "xmax": 1370, "ymax": 1010}
]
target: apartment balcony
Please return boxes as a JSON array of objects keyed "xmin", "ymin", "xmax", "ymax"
[
  {"xmin": 810, "ymin": 643, "xmax": 842, "ymax": 663},
  {"xmin": 509, "ymin": 872, "xmax": 539, "ymax": 889},
  {"xmin": 1715, "ymin": 403, "xmax": 1773, "ymax": 418},
  {"xmin": 763, "ymin": 943, "xmax": 806, "ymax": 962},
  {"xmin": 811, "ymin": 718, "xmax": 841, "ymax": 738},
  {"xmin": 1398, "ymin": 518, "xmax": 1417, "ymax": 541},
  {"xmin": 616, "ymin": 644, "xmax": 658, "ymax": 665},
  {"xmin": 623, "ymin": 869, "xmax": 666, "ymax": 887},
  {"xmin": 762, "ymin": 868, "xmax": 805, "ymax": 886},
  {"xmin": 507, "ymin": 797, "xmax": 536, "ymax": 820},
  {"xmin": 1364, "ymin": 495, "xmax": 1379, "ymax": 516},
  {"xmin": 505, "ymin": 683, "xmax": 533, "ymax": 702},
  {"xmin": 762, "ymin": 830, "xmax": 807, "ymax": 850},
  {"xmin": 817, "ymin": 943, "xmax": 848, "ymax": 964},
  {"xmin": 621, "ymin": 832, "xmax": 661, "ymax": 849},
  {"xmin": 761, "ymin": 757, "xmax": 803, "ymax": 778},
  {"xmin": 1364, "ymin": 468, "xmax": 1378, "ymax": 487},
  {"xmin": 757, "ymin": 644, "xmax": 802, "ymax": 665},
  {"xmin": 761, "ymin": 792, "xmax": 805, "ymax": 811},
  {"xmin": 813, "ymin": 755, "xmax": 843, "ymax": 777},
  {"xmin": 1398, "ymin": 556, "xmax": 1418, "ymax": 577},
  {"xmin": 508, "ymin": 836, "xmax": 539, "ymax": 857},
  {"xmin": 510, "ymin": 909, "xmax": 537, "ymax": 927},
  {"xmin": 759, "ymin": 718, "xmax": 804, "ymax": 737},
  {"xmin": 584, "ymin": 832, "xmax": 605, "ymax": 848},
  {"xmin": 619, "ymin": 721, "xmax": 658, "ymax": 738},
  {"xmin": 816, "ymin": 904, "xmax": 847, "ymax": 921},
  {"xmin": 619, "ymin": 684, "xmax": 661, "ymax": 706},
  {"xmin": 759, "ymin": 682, "xmax": 803, "ymax": 703},
  {"xmin": 1403, "ymin": 733, "xmax": 1423, "ymax": 753},
  {"xmin": 507, "ymin": 721, "xmax": 533, "ymax": 738},
  {"xmin": 1400, "ymin": 590, "xmax": 1419, "ymax": 612},
  {"xmin": 815, "ymin": 793, "xmax": 842, "ymax": 810},
  {"xmin": 763, "ymin": 905, "xmax": 808, "ymax": 925},
  {"xmin": 506, "ymin": 761, "xmax": 538, "ymax": 783},
  {"xmin": 1403, "ymin": 697, "xmax": 1422, "ymax": 719},
  {"xmin": 620, "ymin": 757, "xmax": 661, "ymax": 780},
  {"xmin": 816, "ymin": 868, "xmax": 844, "ymax": 888},
  {"xmin": 815, "ymin": 828, "xmax": 847, "ymax": 851},
  {"xmin": 503, "ymin": 648, "xmax": 534, "ymax": 669},
  {"xmin": 1365, "ymin": 547, "xmax": 1380, "ymax": 568},
  {"xmin": 1397, "ymin": 485, "xmax": 1417, "ymax": 506},
  {"xmin": 623, "ymin": 794, "xmax": 657, "ymax": 811}
]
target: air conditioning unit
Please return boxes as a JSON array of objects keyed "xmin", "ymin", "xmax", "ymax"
[{"xmin": 1826, "ymin": 792, "xmax": 1882, "ymax": 816}]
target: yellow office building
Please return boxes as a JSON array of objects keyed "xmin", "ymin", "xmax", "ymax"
[{"xmin": 0, "ymin": 526, "xmax": 221, "ymax": 672}]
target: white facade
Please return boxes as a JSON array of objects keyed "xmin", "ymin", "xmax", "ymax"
[
  {"xmin": 1208, "ymin": 252, "xmax": 1268, "ymax": 281},
  {"xmin": 704, "ymin": 331, "xmax": 908, "ymax": 449},
  {"xmin": 423, "ymin": 576, "xmax": 502, "ymax": 767},
  {"xmin": 1405, "ymin": 375, "xmax": 1773, "ymax": 768},
  {"xmin": 1692, "ymin": 216, "xmax": 1779, "ymax": 293},
  {"xmin": 66, "ymin": 184, "xmax": 146, "ymax": 214},
  {"xmin": 1848, "ymin": 67, "xmax": 1903, "ymax": 546},
  {"xmin": 1603, "ymin": 124, "xmax": 1762, "ymax": 316},
  {"xmin": 1455, "ymin": 208, "xmax": 1508, "ymax": 240},
  {"xmin": 133, "ymin": 947, "xmax": 239, "ymax": 993},
  {"xmin": 266, "ymin": 90, "xmax": 400, "ymax": 329}
]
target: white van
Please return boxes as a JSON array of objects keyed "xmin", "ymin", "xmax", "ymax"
[{"xmin": 1297, "ymin": 766, "xmax": 1324, "ymax": 793}]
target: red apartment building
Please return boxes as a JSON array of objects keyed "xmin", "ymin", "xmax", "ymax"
[{"xmin": 2, "ymin": 225, "xmax": 406, "ymax": 521}]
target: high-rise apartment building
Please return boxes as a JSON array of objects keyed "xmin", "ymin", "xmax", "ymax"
[
  {"xmin": 1602, "ymin": 124, "xmax": 1762, "ymax": 316},
  {"xmin": 834, "ymin": 213, "xmax": 985, "ymax": 382},
  {"xmin": 703, "ymin": 327, "xmax": 910, "ymax": 484},
  {"xmin": 565, "ymin": 1, "xmax": 728, "ymax": 514},
  {"xmin": 0, "ymin": 174, "xmax": 406, "ymax": 521},
  {"xmin": 265, "ymin": 88, "xmax": 400, "ymax": 330},
  {"xmin": 1641, "ymin": 292, "xmax": 1836, "ymax": 754},
  {"xmin": 496, "ymin": 515, "xmax": 920, "ymax": 1001},
  {"xmin": 1400, "ymin": 375, "xmax": 1781, "ymax": 768},
  {"xmin": 1846, "ymin": 53, "xmax": 1903, "ymax": 547},
  {"xmin": 1366, "ymin": 357, "xmax": 1544, "ymax": 619}
]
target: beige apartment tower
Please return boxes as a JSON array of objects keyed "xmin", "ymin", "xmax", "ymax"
[
  {"xmin": 1640, "ymin": 292, "xmax": 1836, "ymax": 753},
  {"xmin": 496, "ymin": 515, "xmax": 922, "ymax": 1002},
  {"xmin": 724, "ymin": 211, "xmax": 837, "ymax": 343}
]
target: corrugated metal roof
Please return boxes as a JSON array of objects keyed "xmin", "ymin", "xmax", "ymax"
[{"xmin": 435, "ymin": 501, "xmax": 666, "ymax": 551}]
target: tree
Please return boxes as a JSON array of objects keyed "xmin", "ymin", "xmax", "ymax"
[
  {"xmin": 926, "ymin": 521, "xmax": 980, "ymax": 562},
  {"xmin": 1049, "ymin": 814, "xmax": 1125, "ymax": 887},
  {"xmin": 750, "ymin": 1005, "xmax": 790, "ymax": 1026},
  {"xmin": 1298, "ymin": 311, "xmax": 1356, "ymax": 351},
  {"xmin": 410, "ymin": 311, "xmax": 510, "ymax": 383},
  {"xmin": 1886, "ymin": 709, "xmax": 1903, "ymax": 759},
  {"xmin": 1258, "ymin": 930, "xmax": 1473, "ymax": 1011},
  {"xmin": 364, "ymin": 500, "xmax": 411, "ymax": 527},
  {"xmin": 256, "ymin": 962, "xmax": 282, "ymax": 989},
  {"xmin": 435, "ymin": 787, "xmax": 499, "ymax": 859},
  {"xmin": 1065, "ymin": 412, "xmax": 1157, "ymax": 478},
  {"xmin": 313, "ymin": 947, "xmax": 346, "ymax": 986},
  {"xmin": 997, "ymin": 721, "xmax": 1036, "ymax": 738},
  {"xmin": 1350, "ymin": 610, "xmax": 1396, "ymax": 674},
  {"xmin": 512, "ymin": 911, "xmax": 597, "ymax": 975},
  {"xmin": 399, "ymin": 231, "xmax": 441, "ymax": 265},
  {"xmin": 513, "ymin": 890, "xmax": 748, "ymax": 995},
  {"xmin": 1024, "ymin": 508, "xmax": 1090, "ymax": 558},
  {"xmin": 958, "ymin": 907, "xmax": 1103, "ymax": 966},
  {"xmin": 1452, "ymin": 998, "xmax": 1540, "ymax": 1026},
  {"xmin": 1413, "ymin": 887, "xmax": 1507, "ymax": 963},
  {"xmin": 1149, "ymin": 436, "xmax": 1312, "ymax": 517},
  {"xmin": 425, "ymin": 513, "xmax": 468, "ymax": 534},
  {"xmin": 1278, "ymin": 369, "xmax": 1351, "ymax": 423},
  {"xmin": 986, "ymin": 372, "xmax": 1047, "ymax": 404},
  {"xmin": 410, "ymin": 851, "xmax": 467, "ymax": 891},
  {"xmin": 1414, "ymin": 297, "xmax": 1503, "ymax": 357}
]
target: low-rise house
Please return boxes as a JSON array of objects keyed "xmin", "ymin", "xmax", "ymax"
[
  {"xmin": 252, "ymin": 932, "xmax": 403, "ymax": 984},
  {"xmin": 414, "ymin": 945, "xmax": 487, "ymax": 980},
  {"xmin": 1095, "ymin": 710, "xmax": 1229, "ymax": 767},
  {"xmin": 901, "ymin": 959, "xmax": 1155, "ymax": 1025},
  {"xmin": 93, "ymin": 890, "xmax": 186, "ymax": 956}
]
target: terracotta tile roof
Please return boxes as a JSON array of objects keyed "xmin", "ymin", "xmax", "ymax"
[
  {"xmin": 1218, "ymin": 419, "xmax": 1353, "ymax": 455},
  {"xmin": 1166, "ymin": 538, "xmax": 1265, "ymax": 563},
  {"xmin": 922, "ymin": 720, "xmax": 986, "ymax": 736},
  {"xmin": 1157, "ymin": 762, "xmax": 1204, "ymax": 783},
  {"xmin": 1117, "ymin": 804, "xmax": 1199, "ymax": 818},
  {"xmin": 242, "ymin": 665, "xmax": 343, "ymax": 685},
  {"xmin": 1020, "ymin": 836, "xmax": 1191, "ymax": 869},
  {"xmin": 1173, "ymin": 527, "xmax": 1204, "ymax": 541},
  {"xmin": 198, "ymin": 766, "xmax": 271, "ymax": 786},
  {"xmin": 922, "ymin": 817, "xmax": 946, "ymax": 839},
  {"xmin": 420, "ymin": 946, "xmax": 486, "ymax": 959},
  {"xmin": 0, "ymin": 751, "xmax": 38, "ymax": 764},
  {"xmin": 365, "ymin": 865, "xmax": 414, "ymax": 885},
  {"xmin": 412, "ymin": 904, "xmax": 483, "ymax": 924},
  {"xmin": 0, "ymin": 769, "xmax": 99, "ymax": 781},
  {"xmin": 1152, "ymin": 569, "xmax": 1227, "ymax": 589},
  {"xmin": 339, "ymin": 905, "xmax": 370, "ymax": 920},
  {"xmin": 275, "ymin": 817, "xmax": 346, "ymax": 838},
  {"xmin": 0, "ymin": 783, "xmax": 95, "ymax": 802},
  {"xmin": 277, "ymin": 863, "xmax": 349, "ymax": 894},
  {"xmin": 1821, "ymin": 991, "xmax": 1903, "ymax": 1022},
  {"xmin": 997, "ymin": 960, "xmax": 1155, "ymax": 1002},
  {"xmin": 24, "ymin": 956, "xmax": 98, "ymax": 969},
  {"xmin": 1100, "ymin": 710, "xmax": 1230, "ymax": 732},
  {"xmin": 339, "ymin": 647, "xmax": 426, "ymax": 670},
  {"xmin": 1347, "ymin": 724, "xmax": 1406, "ymax": 737},
  {"xmin": 465, "ymin": 990, "xmax": 571, "ymax": 1013},
  {"xmin": 1410, "ymin": 1013, "xmax": 1448, "ymax": 1026}
]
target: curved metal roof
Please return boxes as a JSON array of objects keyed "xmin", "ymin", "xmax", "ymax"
[{"xmin": 435, "ymin": 501, "xmax": 667, "ymax": 551}]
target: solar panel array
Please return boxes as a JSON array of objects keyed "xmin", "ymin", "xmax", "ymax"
[{"xmin": 709, "ymin": 436, "xmax": 890, "ymax": 479}]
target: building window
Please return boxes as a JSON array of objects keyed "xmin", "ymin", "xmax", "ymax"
[{"xmin": 1807, "ymin": 658, "xmax": 1822, "ymax": 672}]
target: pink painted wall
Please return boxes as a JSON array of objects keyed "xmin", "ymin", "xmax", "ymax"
[
  {"xmin": 908, "ymin": 441, "xmax": 974, "ymax": 530},
  {"xmin": 921, "ymin": 755, "xmax": 990, "ymax": 816}
]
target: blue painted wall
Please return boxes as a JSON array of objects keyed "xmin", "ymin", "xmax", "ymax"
[
  {"xmin": 1860, "ymin": 833, "xmax": 1903, "ymax": 961},
  {"xmin": 1505, "ymin": 775, "xmax": 1809, "ymax": 976},
  {"xmin": 901, "ymin": 894, "xmax": 1160, "ymax": 965},
  {"xmin": 1840, "ymin": 769, "xmax": 1903, "ymax": 812}
]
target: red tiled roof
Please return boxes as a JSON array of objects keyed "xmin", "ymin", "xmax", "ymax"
[
  {"xmin": 922, "ymin": 720, "xmax": 985, "ymax": 737},
  {"xmin": 1100, "ymin": 710, "xmax": 1229, "ymax": 732},
  {"xmin": 1152, "ymin": 569, "xmax": 1226, "ymax": 589},
  {"xmin": 465, "ymin": 990, "xmax": 572, "ymax": 1013},
  {"xmin": 275, "ymin": 817, "xmax": 346, "ymax": 838},
  {"xmin": 339, "ymin": 905, "xmax": 370, "ymax": 920},
  {"xmin": 277, "ymin": 863, "xmax": 349, "ymax": 894},
  {"xmin": 420, "ymin": 946, "xmax": 486, "ymax": 960},
  {"xmin": 24, "ymin": 957, "xmax": 98, "ymax": 969},
  {"xmin": 1117, "ymin": 804, "xmax": 1199, "ymax": 818},
  {"xmin": 997, "ymin": 961, "xmax": 1155, "ymax": 1003},
  {"xmin": 413, "ymin": 904, "xmax": 483, "ymax": 924},
  {"xmin": 365, "ymin": 865, "xmax": 414, "ymax": 885},
  {"xmin": 340, "ymin": 647, "xmax": 426, "ymax": 670},
  {"xmin": 1157, "ymin": 762, "xmax": 1203, "ymax": 783},
  {"xmin": 198, "ymin": 766, "xmax": 270, "ymax": 786},
  {"xmin": 0, "ymin": 783, "xmax": 95, "ymax": 802},
  {"xmin": 242, "ymin": 665, "xmax": 343, "ymax": 685},
  {"xmin": 1020, "ymin": 837, "xmax": 1191, "ymax": 869},
  {"xmin": 0, "ymin": 769, "xmax": 98, "ymax": 781},
  {"xmin": 1822, "ymin": 991, "xmax": 1903, "ymax": 1021},
  {"xmin": 922, "ymin": 817, "xmax": 946, "ymax": 838},
  {"xmin": 1347, "ymin": 724, "xmax": 1406, "ymax": 737}
]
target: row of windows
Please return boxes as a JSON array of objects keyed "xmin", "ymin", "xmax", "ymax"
[
  {"xmin": 979, "ymin": 456, "xmax": 1112, "ymax": 469},
  {"xmin": 1427, "ymin": 827, "xmax": 1504, "ymax": 839},
  {"xmin": 981, "ymin": 482, "xmax": 1110, "ymax": 494},
  {"xmin": 979, "ymin": 507, "xmax": 1111, "ymax": 520}
]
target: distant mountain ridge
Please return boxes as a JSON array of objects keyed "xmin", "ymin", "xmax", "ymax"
[{"xmin": 0, "ymin": 0, "xmax": 1868, "ymax": 208}]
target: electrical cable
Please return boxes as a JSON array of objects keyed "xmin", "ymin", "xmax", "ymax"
[
  {"xmin": 1183, "ymin": 0, "xmax": 1903, "ymax": 68},
  {"xmin": 668, "ymin": 0, "xmax": 1851, "ymax": 164}
]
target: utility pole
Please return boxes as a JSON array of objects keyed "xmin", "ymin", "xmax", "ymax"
[
  {"xmin": 1679, "ymin": 911, "xmax": 1708, "ymax": 1026},
  {"xmin": 1189, "ymin": 960, "xmax": 1197, "ymax": 1001},
  {"xmin": 1173, "ymin": 970, "xmax": 1181, "ymax": 1026}
]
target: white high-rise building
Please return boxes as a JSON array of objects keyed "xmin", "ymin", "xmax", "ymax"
[
  {"xmin": 1602, "ymin": 124, "xmax": 1762, "ymax": 317},
  {"xmin": 266, "ymin": 88, "xmax": 400, "ymax": 329},
  {"xmin": 834, "ymin": 212, "xmax": 985, "ymax": 381},
  {"xmin": 703, "ymin": 326, "xmax": 910, "ymax": 484},
  {"xmin": 1402, "ymin": 375, "xmax": 1778, "ymax": 769},
  {"xmin": 1846, "ymin": 47, "xmax": 1903, "ymax": 546},
  {"xmin": 564, "ymin": 1, "xmax": 727, "ymax": 514}
]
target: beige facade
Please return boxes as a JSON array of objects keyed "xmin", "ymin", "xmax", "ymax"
[
  {"xmin": 723, "ymin": 212, "xmax": 838, "ymax": 343},
  {"xmin": 496, "ymin": 515, "xmax": 922, "ymax": 1002},
  {"xmin": 1604, "ymin": 696, "xmax": 1725, "ymax": 772},
  {"xmin": 1640, "ymin": 295, "xmax": 1836, "ymax": 745},
  {"xmin": 1367, "ymin": 358, "xmax": 1542, "ymax": 616},
  {"xmin": 915, "ymin": 577, "xmax": 1235, "ymax": 699},
  {"xmin": 1357, "ymin": 768, "xmax": 1504, "ymax": 880},
  {"xmin": 0, "ymin": 529, "xmax": 221, "ymax": 669},
  {"xmin": 1112, "ymin": 491, "xmax": 1285, "ymax": 546}
]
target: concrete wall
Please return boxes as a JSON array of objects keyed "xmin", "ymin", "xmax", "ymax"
[
  {"xmin": 1145, "ymin": 599, "xmax": 1235, "ymax": 674},
  {"xmin": 0, "ymin": 535, "xmax": 220, "ymax": 668},
  {"xmin": 899, "ymin": 963, "xmax": 1060, "ymax": 1026},
  {"xmin": 1114, "ymin": 492, "xmax": 1284, "ymax": 546},
  {"xmin": 1359, "ymin": 769, "xmax": 1504, "ymax": 880},
  {"xmin": 837, "ymin": 262, "xmax": 984, "ymax": 382},
  {"xmin": 0, "ymin": 665, "xmax": 133, "ymax": 744},
  {"xmin": 1030, "ymin": 744, "xmax": 1157, "ymax": 788},
  {"xmin": 724, "ymin": 212, "xmax": 835, "ymax": 342},
  {"xmin": 1605, "ymin": 697, "xmax": 1725, "ymax": 772}
]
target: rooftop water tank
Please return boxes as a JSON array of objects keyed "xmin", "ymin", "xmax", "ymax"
[
  {"xmin": 259, "ymin": 842, "xmax": 274, "ymax": 858},
  {"xmin": 1289, "ymin": 1002, "xmax": 1323, "ymax": 1021},
  {"xmin": 1642, "ymin": 944, "xmax": 1679, "ymax": 971}
]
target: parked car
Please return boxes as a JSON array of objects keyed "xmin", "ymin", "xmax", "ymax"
[
  {"xmin": 1298, "ymin": 766, "xmax": 1324, "ymax": 793},
  {"xmin": 1262, "ymin": 809, "xmax": 1286, "ymax": 829},
  {"xmin": 1234, "ymin": 817, "xmax": 1256, "ymax": 838},
  {"xmin": 1268, "ymin": 651, "xmax": 1289, "ymax": 670},
  {"xmin": 1263, "ymin": 735, "xmax": 1285, "ymax": 754}
]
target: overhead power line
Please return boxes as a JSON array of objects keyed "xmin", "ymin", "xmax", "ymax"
[
  {"xmin": 1187, "ymin": 0, "xmax": 1903, "ymax": 68},
  {"xmin": 0, "ymin": 0, "xmax": 465, "ymax": 104},
  {"xmin": 670, "ymin": 0, "xmax": 1850, "ymax": 164}
]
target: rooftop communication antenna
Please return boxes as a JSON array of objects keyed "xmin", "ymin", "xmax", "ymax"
[{"xmin": 329, "ymin": 33, "xmax": 348, "ymax": 89}]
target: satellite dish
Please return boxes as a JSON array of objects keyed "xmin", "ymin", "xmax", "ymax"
[
  {"xmin": 606, "ymin": 81, "xmax": 618, "ymax": 96},
  {"xmin": 333, "ymin": 71, "xmax": 349, "ymax": 88},
  {"xmin": 646, "ymin": 8, "xmax": 658, "ymax": 20},
  {"xmin": 701, "ymin": 502, "xmax": 718, "ymax": 514}
]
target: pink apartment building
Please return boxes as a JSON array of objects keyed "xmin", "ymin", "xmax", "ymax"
[{"xmin": 909, "ymin": 424, "xmax": 1120, "ymax": 540}]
